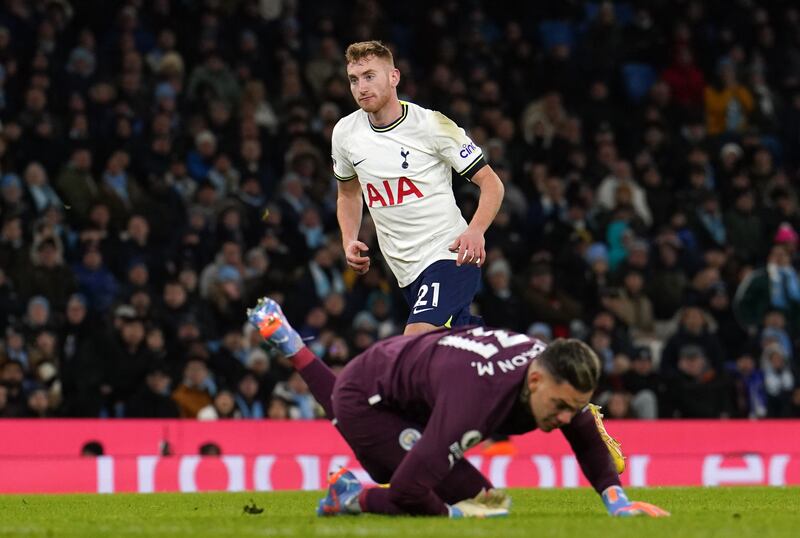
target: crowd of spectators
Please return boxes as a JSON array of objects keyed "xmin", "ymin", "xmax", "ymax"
[{"xmin": 1, "ymin": 0, "xmax": 800, "ymax": 420}]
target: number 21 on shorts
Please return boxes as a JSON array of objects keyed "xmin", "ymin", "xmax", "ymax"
[{"xmin": 413, "ymin": 282, "xmax": 440, "ymax": 314}]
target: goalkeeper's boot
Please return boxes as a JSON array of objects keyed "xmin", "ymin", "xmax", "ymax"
[
  {"xmin": 247, "ymin": 297, "xmax": 304, "ymax": 357},
  {"xmin": 588, "ymin": 403, "xmax": 626, "ymax": 474},
  {"xmin": 317, "ymin": 468, "xmax": 363, "ymax": 516},
  {"xmin": 447, "ymin": 489, "xmax": 512, "ymax": 518}
]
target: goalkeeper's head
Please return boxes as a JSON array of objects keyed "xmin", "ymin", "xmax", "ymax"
[{"xmin": 523, "ymin": 339, "xmax": 601, "ymax": 432}]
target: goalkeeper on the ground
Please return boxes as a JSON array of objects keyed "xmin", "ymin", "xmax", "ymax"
[{"xmin": 248, "ymin": 297, "xmax": 669, "ymax": 518}]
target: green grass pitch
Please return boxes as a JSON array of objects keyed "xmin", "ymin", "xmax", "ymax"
[{"xmin": 0, "ymin": 487, "xmax": 797, "ymax": 537}]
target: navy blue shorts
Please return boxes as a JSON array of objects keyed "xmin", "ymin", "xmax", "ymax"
[{"xmin": 401, "ymin": 260, "xmax": 483, "ymax": 327}]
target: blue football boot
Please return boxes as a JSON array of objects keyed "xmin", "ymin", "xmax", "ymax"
[
  {"xmin": 247, "ymin": 297, "xmax": 304, "ymax": 357},
  {"xmin": 317, "ymin": 468, "xmax": 363, "ymax": 516}
]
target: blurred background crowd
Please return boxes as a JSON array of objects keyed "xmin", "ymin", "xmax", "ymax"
[{"xmin": 1, "ymin": 0, "xmax": 800, "ymax": 421}]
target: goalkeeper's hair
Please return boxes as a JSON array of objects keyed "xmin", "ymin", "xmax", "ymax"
[
  {"xmin": 537, "ymin": 339, "xmax": 601, "ymax": 393},
  {"xmin": 345, "ymin": 40, "xmax": 394, "ymax": 66}
]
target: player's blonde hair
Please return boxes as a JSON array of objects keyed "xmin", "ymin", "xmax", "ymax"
[
  {"xmin": 537, "ymin": 339, "xmax": 601, "ymax": 393},
  {"xmin": 345, "ymin": 40, "xmax": 394, "ymax": 66}
]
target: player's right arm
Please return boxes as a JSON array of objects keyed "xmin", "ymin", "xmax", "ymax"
[
  {"xmin": 562, "ymin": 407, "xmax": 669, "ymax": 517},
  {"xmin": 337, "ymin": 179, "xmax": 370, "ymax": 274},
  {"xmin": 332, "ymin": 121, "xmax": 370, "ymax": 274}
]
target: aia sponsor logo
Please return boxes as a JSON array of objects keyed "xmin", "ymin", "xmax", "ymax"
[{"xmin": 365, "ymin": 177, "xmax": 423, "ymax": 207}]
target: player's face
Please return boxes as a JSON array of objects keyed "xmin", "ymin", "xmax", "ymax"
[
  {"xmin": 346, "ymin": 55, "xmax": 399, "ymax": 114},
  {"xmin": 527, "ymin": 368, "xmax": 592, "ymax": 432}
]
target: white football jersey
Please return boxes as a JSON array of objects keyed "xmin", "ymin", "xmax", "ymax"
[{"xmin": 331, "ymin": 100, "xmax": 485, "ymax": 287}]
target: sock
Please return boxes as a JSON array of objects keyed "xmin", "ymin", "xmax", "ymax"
[{"xmin": 294, "ymin": 348, "xmax": 337, "ymax": 418}]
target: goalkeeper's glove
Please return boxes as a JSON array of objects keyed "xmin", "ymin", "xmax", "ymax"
[
  {"xmin": 602, "ymin": 485, "xmax": 670, "ymax": 517},
  {"xmin": 447, "ymin": 488, "xmax": 511, "ymax": 518}
]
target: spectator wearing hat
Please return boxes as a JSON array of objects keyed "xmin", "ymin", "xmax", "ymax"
[
  {"xmin": 477, "ymin": 258, "xmax": 524, "ymax": 331},
  {"xmin": 662, "ymin": 344, "xmax": 734, "ymax": 418},
  {"xmin": 717, "ymin": 143, "xmax": 744, "ymax": 186},
  {"xmin": 186, "ymin": 130, "xmax": 218, "ymax": 182},
  {"xmin": 772, "ymin": 221, "xmax": 800, "ymax": 261}
]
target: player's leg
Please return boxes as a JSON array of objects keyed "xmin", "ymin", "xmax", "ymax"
[
  {"xmin": 247, "ymin": 297, "xmax": 336, "ymax": 417},
  {"xmin": 323, "ymin": 377, "xmax": 492, "ymax": 516},
  {"xmin": 402, "ymin": 260, "xmax": 482, "ymax": 335}
]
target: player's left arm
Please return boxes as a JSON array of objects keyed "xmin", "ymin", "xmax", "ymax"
[
  {"xmin": 561, "ymin": 408, "xmax": 670, "ymax": 517},
  {"xmin": 449, "ymin": 165, "xmax": 504, "ymax": 267},
  {"xmin": 429, "ymin": 110, "xmax": 504, "ymax": 267}
]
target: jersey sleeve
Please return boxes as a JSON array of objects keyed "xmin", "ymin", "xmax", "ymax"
[
  {"xmin": 331, "ymin": 122, "xmax": 357, "ymax": 182},
  {"xmin": 429, "ymin": 111, "xmax": 486, "ymax": 180}
]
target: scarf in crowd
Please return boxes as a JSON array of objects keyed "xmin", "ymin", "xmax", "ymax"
[
  {"xmin": 308, "ymin": 260, "xmax": 345, "ymax": 299},
  {"xmin": 104, "ymin": 171, "xmax": 129, "ymax": 204},
  {"xmin": 768, "ymin": 264, "xmax": 800, "ymax": 309},
  {"xmin": 28, "ymin": 184, "xmax": 62, "ymax": 212},
  {"xmin": 698, "ymin": 209, "xmax": 726, "ymax": 245}
]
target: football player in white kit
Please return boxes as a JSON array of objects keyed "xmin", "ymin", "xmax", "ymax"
[{"xmin": 332, "ymin": 41, "xmax": 505, "ymax": 335}]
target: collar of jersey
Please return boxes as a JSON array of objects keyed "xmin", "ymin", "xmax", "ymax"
[{"xmin": 368, "ymin": 101, "xmax": 408, "ymax": 133}]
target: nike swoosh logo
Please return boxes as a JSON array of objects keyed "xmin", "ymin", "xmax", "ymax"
[
  {"xmin": 273, "ymin": 335, "xmax": 289, "ymax": 344},
  {"xmin": 413, "ymin": 307, "xmax": 434, "ymax": 314},
  {"xmin": 353, "ymin": 158, "xmax": 366, "ymax": 167}
]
